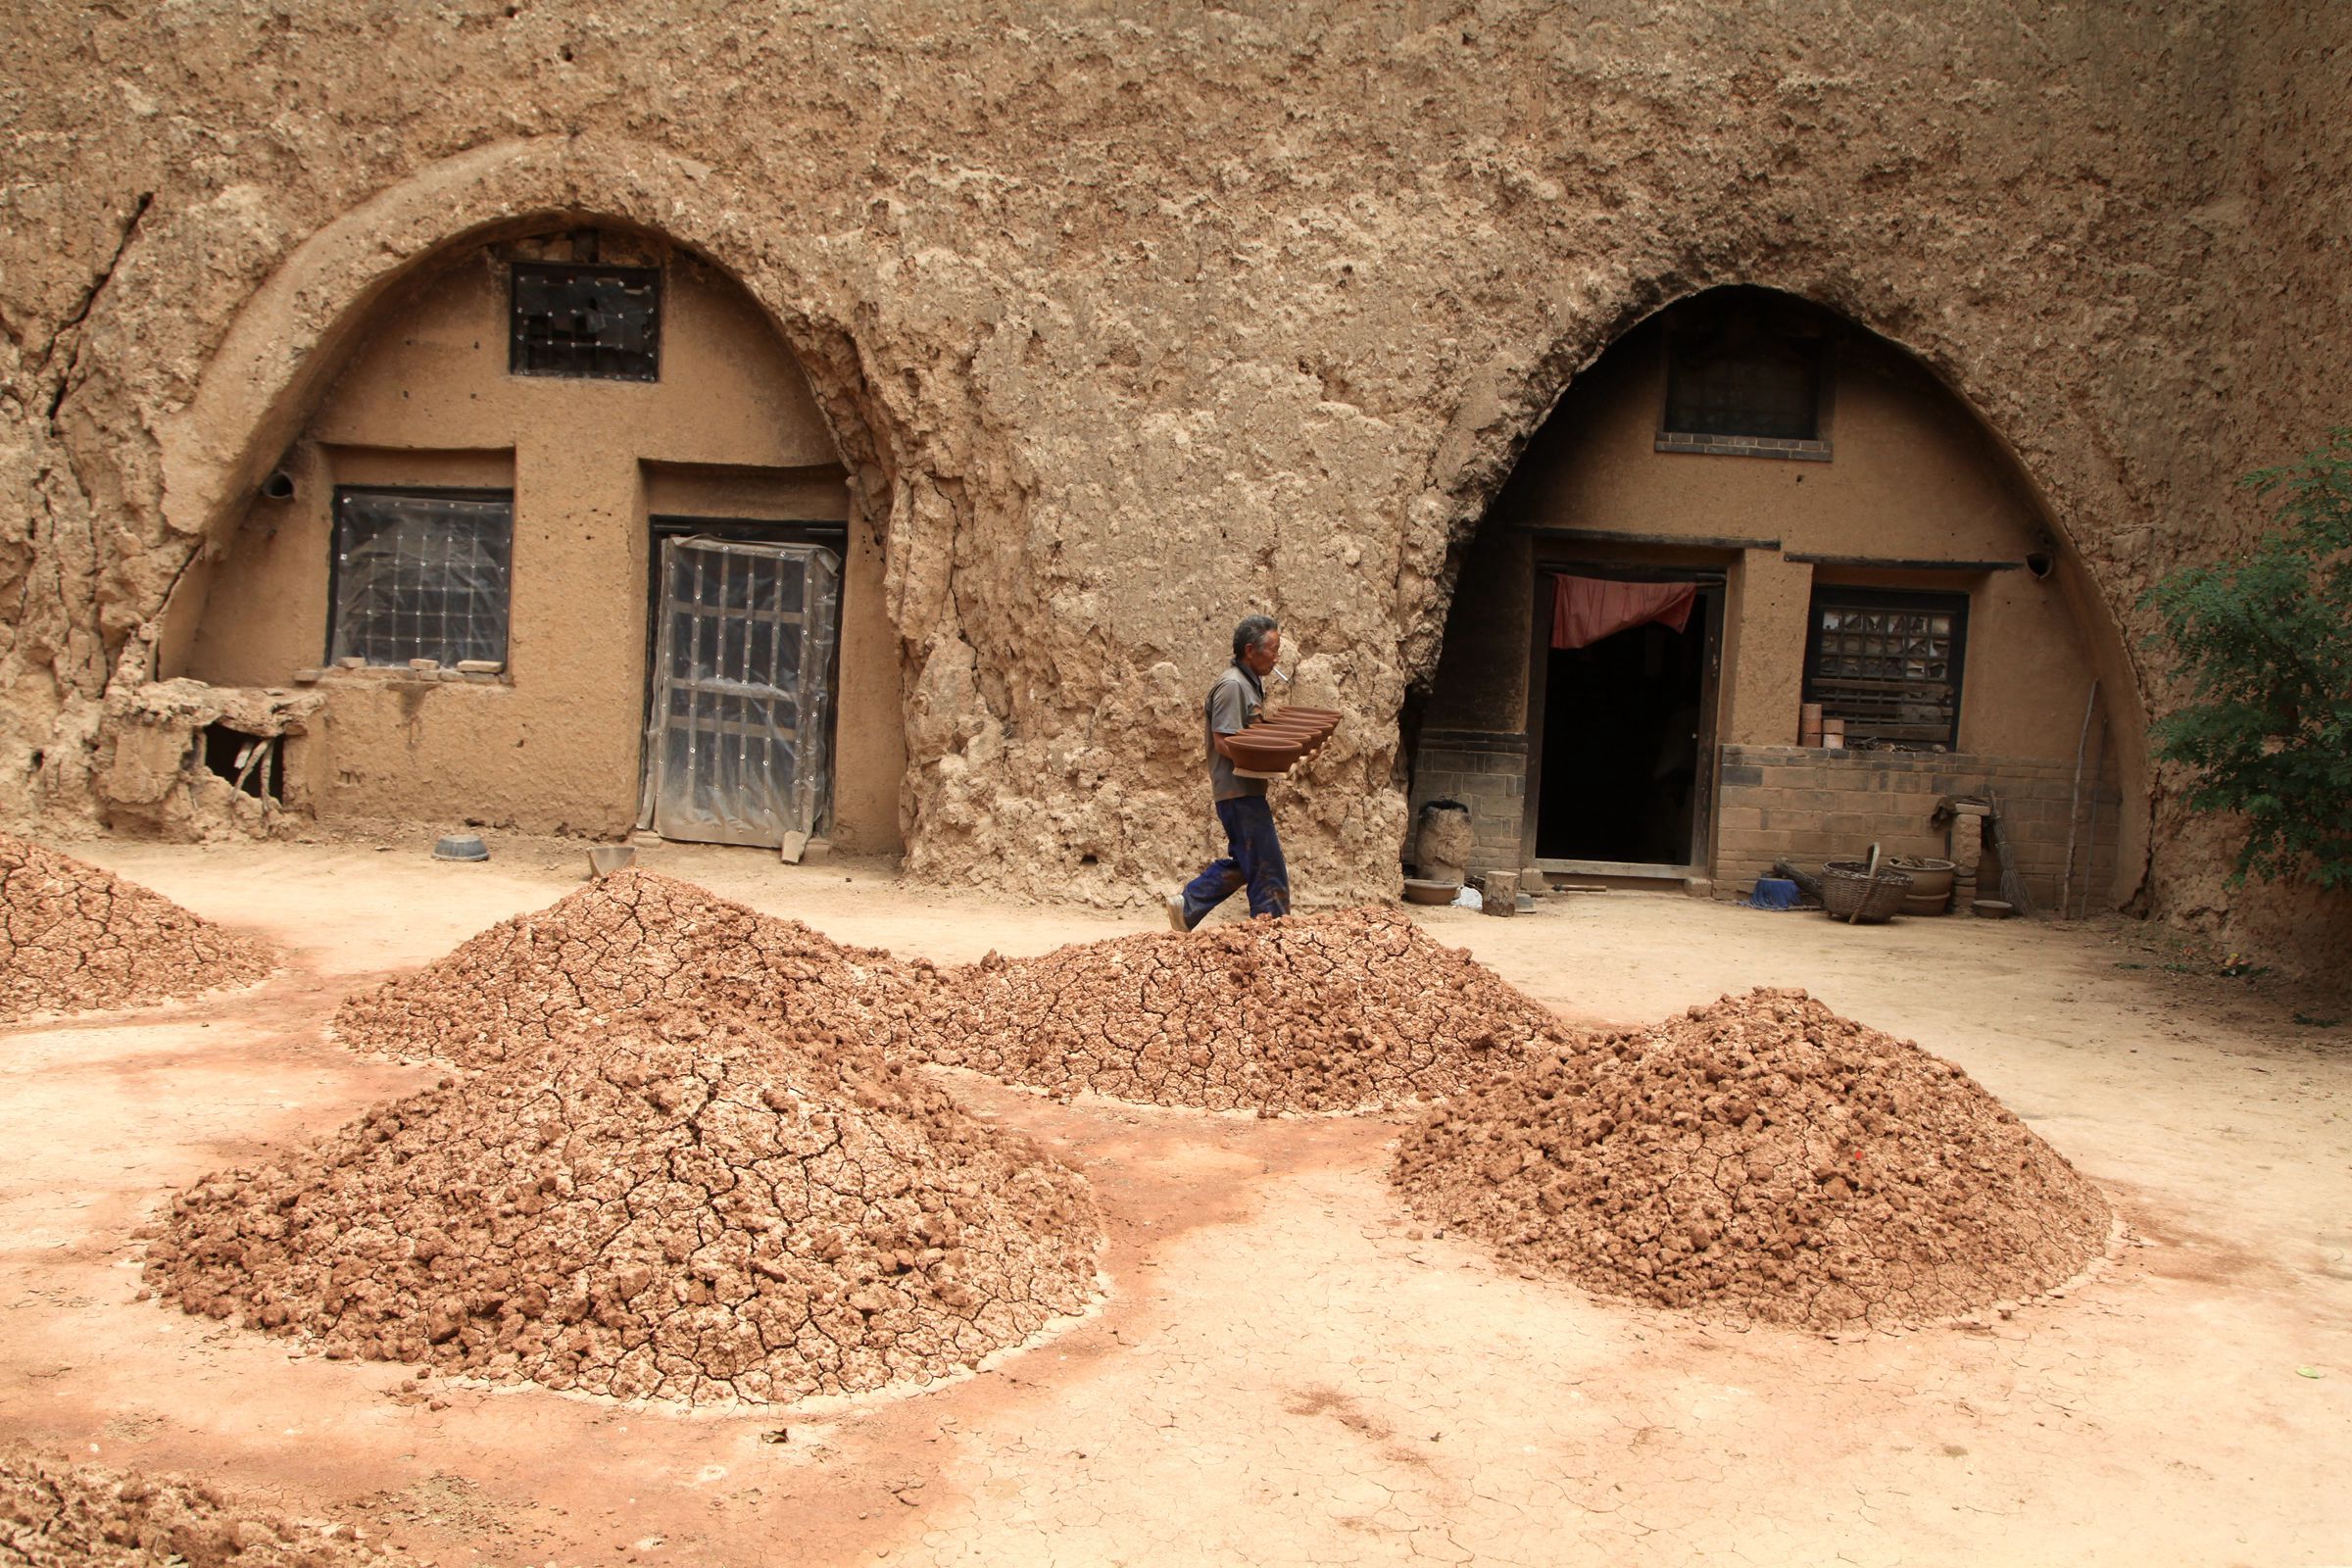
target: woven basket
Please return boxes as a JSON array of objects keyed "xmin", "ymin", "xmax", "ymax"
[{"xmin": 1820, "ymin": 859, "xmax": 1915, "ymax": 923}]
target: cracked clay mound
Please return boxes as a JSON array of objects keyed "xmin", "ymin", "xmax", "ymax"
[
  {"xmin": 331, "ymin": 869, "xmax": 935, "ymax": 1067},
  {"xmin": 145, "ymin": 1006, "xmax": 1102, "ymax": 1405},
  {"xmin": 1393, "ymin": 988, "xmax": 2112, "ymax": 1330},
  {"xmin": 922, "ymin": 906, "xmax": 1570, "ymax": 1112},
  {"xmin": 0, "ymin": 833, "xmax": 273, "ymax": 1023},
  {"xmin": 0, "ymin": 1448, "xmax": 390, "ymax": 1568}
]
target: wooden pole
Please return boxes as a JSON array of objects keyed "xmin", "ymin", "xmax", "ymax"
[
  {"xmin": 2061, "ymin": 678, "xmax": 2100, "ymax": 921},
  {"xmin": 2080, "ymin": 715, "xmax": 2108, "ymax": 919}
]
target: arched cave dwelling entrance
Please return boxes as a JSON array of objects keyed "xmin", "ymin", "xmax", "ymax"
[
  {"xmin": 1409, "ymin": 286, "xmax": 2126, "ymax": 913},
  {"xmin": 155, "ymin": 224, "xmax": 900, "ymax": 854}
]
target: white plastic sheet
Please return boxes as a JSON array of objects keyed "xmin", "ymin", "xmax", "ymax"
[
  {"xmin": 329, "ymin": 489, "xmax": 513, "ymax": 666},
  {"xmin": 641, "ymin": 537, "xmax": 840, "ymax": 849}
]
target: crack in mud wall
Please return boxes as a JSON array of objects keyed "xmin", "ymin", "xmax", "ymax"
[{"xmin": 0, "ymin": 1, "xmax": 2346, "ymax": 972}]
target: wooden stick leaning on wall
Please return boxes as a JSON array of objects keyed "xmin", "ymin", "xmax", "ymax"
[
  {"xmin": 2062, "ymin": 678, "xmax": 2100, "ymax": 922},
  {"xmin": 2080, "ymin": 715, "xmax": 2108, "ymax": 920}
]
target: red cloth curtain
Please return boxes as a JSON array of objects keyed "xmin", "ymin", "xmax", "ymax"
[{"xmin": 1549, "ymin": 574, "xmax": 1697, "ymax": 650}]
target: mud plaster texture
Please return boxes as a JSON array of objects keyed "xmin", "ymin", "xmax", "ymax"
[
  {"xmin": 1, "ymin": 3, "xmax": 2349, "ymax": 976},
  {"xmin": 143, "ymin": 1006, "xmax": 1102, "ymax": 1407},
  {"xmin": 7, "ymin": 843, "xmax": 2351, "ymax": 1566},
  {"xmin": 0, "ymin": 1448, "xmax": 390, "ymax": 1568},
  {"xmin": 1394, "ymin": 987, "xmax": 2114, "ymax": 1331},
  {"xmin": 927, "ymin": 906, "xmax": 1565, "ymax": 1113},
  {"xmin": 330, "ymin": 869, "xmax": 936, "ymax": 1069},
  {"xmin": 0, "ymin": 832, "xmax": 272, "ymax": 1023}
]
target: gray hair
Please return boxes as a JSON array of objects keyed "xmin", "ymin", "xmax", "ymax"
[{"xmin": 1232, "ymin": 613, "xmax": 1280, "ymax": 663}]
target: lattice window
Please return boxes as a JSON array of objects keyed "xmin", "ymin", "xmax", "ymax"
[
  {"xmin": 1665, "ymin": 325, "xmax": 1823, "ymax": 440},
  {"xmin": 509, "ymin": 262, "xmax": 661, "ymax": 380},
  {"xmin": 328, "ymin": 488, "xmax": 514, "ymax": 668},
  {"xmin": 1801, "ymin": 587, "xmax": 1969, "ymax": 749}
]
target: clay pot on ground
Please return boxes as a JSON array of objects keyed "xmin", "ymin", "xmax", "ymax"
[
  {"xmin": 1401, "ymin": 877, "xmax": 1459, "ymax": 906},
  {"xmin": 1890, "ymin": 857, "xmax": 1957, "ymax": 900}
]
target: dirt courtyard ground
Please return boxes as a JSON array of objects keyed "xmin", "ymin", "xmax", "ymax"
[{"xmin": 4, "ymin": 838, "xmax": 2347, "ymax": 1567}]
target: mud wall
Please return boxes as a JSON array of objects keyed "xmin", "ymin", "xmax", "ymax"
[{"xmin": 0, "ymin": 2, "xmax": 2346, "ymax": 970}]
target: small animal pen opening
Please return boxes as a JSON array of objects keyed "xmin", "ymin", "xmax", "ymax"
[{"xmin": 201, "ymin": 723, "xmax": 281, "ymax": 802}]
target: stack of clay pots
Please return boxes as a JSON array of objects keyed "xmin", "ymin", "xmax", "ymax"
[{"xmin": 1224, "ymin": 707, "xmax": 1341, "ymax": 776}]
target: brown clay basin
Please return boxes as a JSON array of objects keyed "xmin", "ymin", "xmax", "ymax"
[
  {"xmin": 1225, "ymin": 734, "xmax": 1303, "ymax": 772},
  {"xmin": 1250, "ymin": 724, "xmax": 1331, "ymax": 759}
]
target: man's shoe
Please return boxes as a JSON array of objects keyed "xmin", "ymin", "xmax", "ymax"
[{"xmin": 1164, "ymin": 894, "xmax": 1188, "ymax": 932}]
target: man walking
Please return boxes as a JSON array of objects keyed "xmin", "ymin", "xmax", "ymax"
[{"xmin": 1168, "ymin": 614, "xmax": 1291, "ymax": 930}]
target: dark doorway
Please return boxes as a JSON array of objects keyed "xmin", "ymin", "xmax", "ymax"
[{"xmin": 1535, "ymin": 578, "xmax": 1720, "ymax": 866}]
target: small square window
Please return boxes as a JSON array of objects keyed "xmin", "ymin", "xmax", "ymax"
[
  {"xmin": 509, "ymin": 262, "xmax": 661, "ymax": 380},
  {"xmin": 328, "ymin": 487, "xmax": 514, "ymax": 667},
  {"xmin": 1801, "ymin": 587, "xmax": 1969, "ymax": 749}
]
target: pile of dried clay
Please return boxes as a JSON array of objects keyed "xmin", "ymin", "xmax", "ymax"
[
  {"xmin": 146, "ymin": 1005, "xmax": 1102, "ymax": 1404},
  {"xmin": 332, "ymin": 869, "xmax": 935, "ymax": 1067},
  {"xmin": 1393, "ymin": 988, "xmax": 2112, "ymax": 1329},
  {"xmin": 0, "ymin": 1448, "xmax": 390, "ymax": 1567},
  {"xmin": 0, "ymin": 833, "xmax": 272, "ymax": 1023},
  {"xmin": 925, "ymin": 906, "xmax": 1569, "ymax": 1112}
]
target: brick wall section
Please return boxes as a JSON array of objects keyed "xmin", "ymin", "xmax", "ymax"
[
  {"xmin": 1714, "ymin": 744, "xmax": 2126, "ymax": 913},
  {"xmin": 1653, "ymin": 432, "xmax": 1833, "ymax": 462},
  {"xmin": 1408, "ymin": 729, "xmax": 1527, "ymax": 874}
]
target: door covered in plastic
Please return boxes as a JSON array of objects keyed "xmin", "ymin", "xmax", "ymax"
[{"xmin": 641, "ymin": 537, "xmax": 839, "ymax": 848}]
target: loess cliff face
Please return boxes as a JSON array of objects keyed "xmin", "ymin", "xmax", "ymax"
[{"xmin": 0, "ymin": 2, "xmax": 2345, "ymax": 969}]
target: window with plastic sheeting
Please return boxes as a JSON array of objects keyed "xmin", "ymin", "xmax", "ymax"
[
  {"xmin": 327, "ymin": 487, "xmax": 514, "ymax": 668},
  {"xmin": 1801, "ymin": 586, "xmax": 1969, "ymax": 750},
  {"xmin": 509, "ymin": 262, "xmax": 661, "ymax": 380}
]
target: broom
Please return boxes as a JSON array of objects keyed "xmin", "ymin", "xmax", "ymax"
[{"xmin": 1983, "ymin": 794, "xmax": 2036, "ymax": 917}]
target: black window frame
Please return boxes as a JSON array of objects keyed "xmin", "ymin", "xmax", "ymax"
[
  {"xmin": 1663, "ymin": 326, "xmax": 1827, "ymax": 442},
  {"xmin": 508, "ymin": 260, "xmax": 662, "ymax": 381},
  {"xmin": 1800, "ymin": 585, "xmax": 1970, "ymax": 751},
  {"xmin": 325, "ymin": 485, "xmax": 516, "ymax": 669}
]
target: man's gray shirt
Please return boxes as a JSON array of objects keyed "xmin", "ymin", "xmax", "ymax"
[{"xmin": 1204, "ymin": 664, "xmax": 1266, "ymax": 801}]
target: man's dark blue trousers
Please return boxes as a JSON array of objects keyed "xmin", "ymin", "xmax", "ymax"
[{"xmin": 1179, "ymin": 795, "xmax": 1291, "ymax": 927}]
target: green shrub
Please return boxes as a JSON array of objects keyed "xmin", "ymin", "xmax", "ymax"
[{"xmin": 2141, "ymin": 430, "xmax": 2352, "ymax": 888}]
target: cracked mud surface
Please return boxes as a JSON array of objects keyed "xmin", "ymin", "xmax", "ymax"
[
  {"xmin": 145, "ymin": 1004, "xmax": 1102, "ymax": 1406},
  {"xmin": 1394, "ymin": 988, "xmax": 2115, "ymax": 1330},
  {"xmin": 0, "ymin": 1447, "xmax": 390, "ymax": 1567},
  {"xmin": 330, "ymin": 870, "xmax": 934, "ymax": 1068},
  {"xmin": 923, "ymin": 907, "xmax": 1567, "ymax": 1112},
  {"xmin": 5, "ymin": 842, "xmax": 2349, "ymax": 1567},
  {"xmin": 0, "ymin": 834, "xmax": 272, "ymax": 1024}
]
